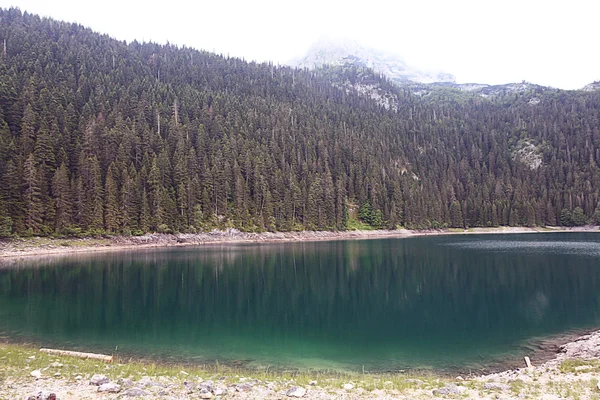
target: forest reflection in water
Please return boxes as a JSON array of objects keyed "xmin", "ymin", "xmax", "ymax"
[{"xmin": 1, "ymin": 233, "xmax": 600, "ymax": 371}]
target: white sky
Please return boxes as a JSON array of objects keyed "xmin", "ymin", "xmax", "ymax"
[{"xmin": 1, "ymin": 0, "xmax": 599, "ymax": 89}]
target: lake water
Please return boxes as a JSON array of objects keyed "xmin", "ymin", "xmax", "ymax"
[{"xmin": 1, "ymin": 233, "xmax": 600, "ymax": 372}]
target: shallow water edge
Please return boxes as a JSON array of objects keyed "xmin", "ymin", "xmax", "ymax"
[{"xmin": 0, "ymin": 225, "xmax": 597, "ymax": 261}]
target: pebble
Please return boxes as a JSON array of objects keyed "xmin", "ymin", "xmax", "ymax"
[
  {"xmin": 342, "ymin": 383, "xmax": 354, "ymax": 390},
  {"xmin": 30, "ymin": 370, "xmax": 42, "ymax": 379},
  {"xmin": 309, "ymin": 380, "xmax": 317, "ymax": 386},
  {"xmin": 286, "ymin": 386, "xmax": 307, "ymax": 398}
]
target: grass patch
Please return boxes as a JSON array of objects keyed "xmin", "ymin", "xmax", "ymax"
[
  {"xmin": 559, "ymin": 358, "xmax": 600, "ymax": 374},
  {"xmin": 0, "ymin": 342, "xmax": 448, "ymax": 392}
]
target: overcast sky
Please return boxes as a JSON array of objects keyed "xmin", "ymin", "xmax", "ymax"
[{"xmin": 1, "ymin": 0, "xmax": 599, "ymax": 89}]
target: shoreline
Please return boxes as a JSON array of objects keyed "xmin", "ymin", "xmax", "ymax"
[
  {"xmin": 0, "ymin": 225, "xmax": 597, "ymax": 260},
  {"xmin": 4, "ymin": 329, "xmax": 600, "ymax": 399}
]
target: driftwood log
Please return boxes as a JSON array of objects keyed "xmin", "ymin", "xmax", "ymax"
[{"xmin": 40, "ymin": 348, "xmax": 113, "ymax": 363}]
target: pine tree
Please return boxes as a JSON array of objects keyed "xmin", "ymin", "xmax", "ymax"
[
  {"xmin": 449, "ymin": 201, "xmax": 463, "ymax": 229},
  {"xmin": 22, "ymin": 154, "xmax": 43, "ymax": 233},
  {"xmin": 104, "ymin": 163, "xmax": 120, "ymax": 233},
  {"xmin": 52, "ymin": 162, "xmax": 73, "ymax": 232}
]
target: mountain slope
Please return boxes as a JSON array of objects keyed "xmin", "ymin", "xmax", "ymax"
[
  {"xmin": 291, "ymin": 36, "xmax": 455, "ymax": 84},
  {"xmin": 0, "ymin": 8, "xmax": 599, "ymax": 237}
]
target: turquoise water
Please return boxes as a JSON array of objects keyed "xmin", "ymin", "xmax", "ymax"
[{"xmin": 1, "ymin": 233, "xmax": 600, "ymax": 372}]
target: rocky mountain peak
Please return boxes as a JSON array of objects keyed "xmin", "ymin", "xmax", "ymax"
[{"xmin": 289, "ymin": 35, "xmax": 455, "ymax": 85}]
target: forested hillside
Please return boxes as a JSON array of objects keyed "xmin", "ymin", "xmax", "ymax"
[{"xmin": 0, "ymin": 8, "xmax": 599, "ymax": 237}]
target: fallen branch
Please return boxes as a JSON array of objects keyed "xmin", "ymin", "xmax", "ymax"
[{"xmin": 40, "ymin": 348, "xmax": 113, "ymax": 363}]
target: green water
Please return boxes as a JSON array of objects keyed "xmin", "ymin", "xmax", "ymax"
[{"xmin": 1, "ymin": 233, "xmax": 600, "ymax": 372}]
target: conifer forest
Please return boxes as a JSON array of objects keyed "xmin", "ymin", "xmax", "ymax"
[{"xmin": 1, "ymin": 8, "xmax": 599, "ymax": 237}]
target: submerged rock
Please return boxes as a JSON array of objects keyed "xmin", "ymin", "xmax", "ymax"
[
  {"xmin": 286, "ymin": 386, "xmax": 307, "ymax": 397},
  {"xmin": 89, "ymin": 374, "xmax": 109, "ymax": 386}
]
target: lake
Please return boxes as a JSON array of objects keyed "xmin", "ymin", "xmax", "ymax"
[{"xmin": 1, "ymin": 233, "xmax": 600, "ymax": 372}]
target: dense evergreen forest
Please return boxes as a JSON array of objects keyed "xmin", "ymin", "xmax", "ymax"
[{"xmin": 0, "ymin": 8, "xmax": 599, "ymax": 237}]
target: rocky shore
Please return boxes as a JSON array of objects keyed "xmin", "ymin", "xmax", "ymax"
[
  {"xmin": 4, "ymin": 329, "xmax": 600, "ymax": 399},
  {"xmin": 0, "ymin": 226, "xmax": 597, "ymax": 260}
]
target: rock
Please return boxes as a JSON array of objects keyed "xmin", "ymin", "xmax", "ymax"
[
  {"xmin": 30, "ymin": 369, "xmax": 42, "ymax": 379},
  {"xmin": 432, "ymin": 385, "xmax": 467, "ymax": 396},
  {"xmin": 118, "ymin": 378, "xmax": 134, "ymax": 388},
  {"xmin": 123, "ymin": 388, "xmax": 149, "ymax": 397},
  {"xmin": 309, "ymin": 380, "xmax": 317, "ymax": 386},
  {"xmin": 89, "ymin": 374, "xmax": 109, "ymax": 386},
  {"xmin": 198, "ymin": 380, "xmax": 214, "ymax": 392},
  {"xmin": 234, "ymin": 383, "xmax": 253, "ymax": 392},
  {"xmin": 198, "ymin": 387, "xmax": 212, "ymax": 398},
  {"xmin": 483, "ymin": 382, "xmax": 510, "ymax": 391},
  {"xmin": 183, "ymin": 381, "xmax": 195, "ymax": 394},
  {"xmin": 404, "ymin": 378, "xmax": 425, "ymax": 386},
  {"xmin": 32, "ymin": 391, "xmax": 56, "ymax": 400},
  {"xmin": 286, "ymin": 386, "xmax": 307, "ymax": 397},
  {"xmin": 74, "ymin": 375, "xmax": 82, "ymax": 381},
  {"xmin": 455, "ymin": 376, "xmax": 464, "ymax": 381},
  {"xmin": 342, "ymin": 383, "xmax": 354, "ymax": 390},
  {"xmin": 597, "ymin": 381, "xmax": 600, "ymax": 391},
  {"xmin": 179, "ymin": 370, "xmax": 189, "ymax": 376},
  {"xmin": 49, "ymin": 362, "xmax": 63, "ymax": 368},
  {"xmin": 137, "ymin": 377, "xmax": 157, "ymax": 388},
  {"xmin": 98, "ymin": 383, "xmax": 121, "ymax": 393},
  {"xmin": 213, "ymin": 386, "xmax": 227, "ymax": 396},
  {"xmin": 53, "ymin": 372, "xmax": 61, "ymax": 377}
]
